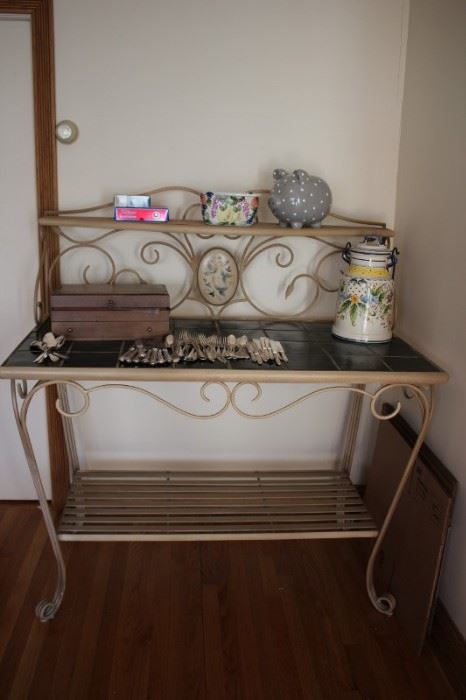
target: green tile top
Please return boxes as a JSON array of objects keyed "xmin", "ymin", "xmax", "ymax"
[{"xmin": 0, "ymin": 320, "xmax": 445, "ymax": 381}]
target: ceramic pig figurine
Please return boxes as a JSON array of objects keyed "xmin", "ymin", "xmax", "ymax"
[{"xmin": 268, "ymin": 169, "xmax": 332, "ymax": 229}]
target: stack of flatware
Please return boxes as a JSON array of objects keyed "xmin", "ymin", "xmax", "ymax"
[
  {"xmin": 30, "ymin": 332, "xmax": 67, "ymax": 363},
  {"xmin": 119, "ymin": 332, "xmax": 288, "ymax": 366}
]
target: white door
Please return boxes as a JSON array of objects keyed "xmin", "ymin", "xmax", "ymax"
[{"xmin": 0, "ymin": 17, "xmax": 50, "ymax": 498}]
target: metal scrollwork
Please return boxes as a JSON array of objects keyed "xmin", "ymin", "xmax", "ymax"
[
  {"xmin": 34, "ymin": 185, "xmax": 378, "ymax": 321},
  {"xmin": 112, "ymin": 269, "xmax": 147, "ymax": 284},
  {"xmin": 47, "ymin": 241, "xmax": 117, "ymax": 288},
  {"xmin": 51, "ymin": 379, "xmax": 232, "ymax": 420},
  {"xmin": 17, "ymin": 377, "xmax": 431, "ymax": 427},
  {"xmin": 228, "ymin": 382, "xmax": 428, "ymax": 423}
]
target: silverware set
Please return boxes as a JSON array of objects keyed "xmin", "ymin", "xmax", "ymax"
[
  {"xmin": 119, "ymin": 332, "xmax": 288, "ymax": 366},
  {"xmin": 30, "ymin": 332, "xmax": 67, "ymax": 364}
]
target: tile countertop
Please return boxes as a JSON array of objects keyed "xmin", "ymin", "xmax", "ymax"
[{"xmin": 0, "ymin": 320, "xmax": 448, "ymax": 385}]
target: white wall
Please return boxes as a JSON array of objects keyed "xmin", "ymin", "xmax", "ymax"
[
  {"xmin": 55, "ymin": 0, "xmax": 407, "ymax": 222},
  {"xmin": 0, "ymin": 18, "xmax": 50, "ymax": 499},
  {"xmin": 52, "ymin": 0, "xmax": 409, "ymax": 477},
  {"xmin": 395, "ymin": 0, "xmax": 466, "ymax": 636}
]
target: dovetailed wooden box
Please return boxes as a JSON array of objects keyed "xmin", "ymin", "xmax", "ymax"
[{"xmin": 50, "ymin": 284, "xmax": 170, "ymax": 340}]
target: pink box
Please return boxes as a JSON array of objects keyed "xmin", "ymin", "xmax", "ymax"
[{"xmin": 115, "ymin": 207, "xmax": 169, "ymax": 222}]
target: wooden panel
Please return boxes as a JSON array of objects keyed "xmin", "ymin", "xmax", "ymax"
[
  {"xmin": 365, "ymin": 404, "xmax": 457, "ymax": 654},
  {"xmin": 51, "ymin": 320, "xmax": 169, "ymax": 340},
  {"xmin": 0, "ymin": 0, "xmax": 68, "ymax": 510},
  {"xmin": 51, "ymin": 308, "xmax": 169, "ymax": 322},
  {"xmin": 430, "ymin": 601, "xmax": 466, "ymax": 699},
  {"xmin": 51, "ymin": 284, "xmax": 169, "ymax": 307}
]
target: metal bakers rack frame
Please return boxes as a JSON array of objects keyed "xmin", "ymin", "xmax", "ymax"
[{"xmin": 2, "ymin": 185, "xmax": 446, "ymax": 620}]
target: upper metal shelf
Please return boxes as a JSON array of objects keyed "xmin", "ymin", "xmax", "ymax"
[{"xmin": 39, "ymin": 215, "xmax": 394, "ymax": 239}]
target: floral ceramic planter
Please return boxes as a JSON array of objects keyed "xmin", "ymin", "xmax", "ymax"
[{"xmin": 200, "ymin": 192, "xmax": 259, "ymax": 226}]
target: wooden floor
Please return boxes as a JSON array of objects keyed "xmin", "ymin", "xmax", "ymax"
[{"xmin": 0, "ymin": 504, "xmax": 456, "ymax": 700}]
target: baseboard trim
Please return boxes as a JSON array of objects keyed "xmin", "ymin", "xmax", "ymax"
[{"xmin": 430, "ymin": 601, "xmax": 466, "ymax": 697}]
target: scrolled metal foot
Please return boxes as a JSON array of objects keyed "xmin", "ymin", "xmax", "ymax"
[
  {"xmin": 36, "ymin": 599, "xmax": 60, "ymax": 622},
  {"xmin": 34, "ymin": 566, "xmax": 66, "ymax": 621},
  {"xmin": 373, "ymin": 593, "xmax": 396, "ymax": 616}
]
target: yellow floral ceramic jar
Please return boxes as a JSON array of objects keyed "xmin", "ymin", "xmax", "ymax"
[{"xmin": 332, "ymin": 236, "xmax": 399, "ymax": 343}]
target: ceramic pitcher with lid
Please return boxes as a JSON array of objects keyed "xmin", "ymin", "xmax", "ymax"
[{"xmin": 332, "ymin": 236, "xmax": 399, "ymax": 343}]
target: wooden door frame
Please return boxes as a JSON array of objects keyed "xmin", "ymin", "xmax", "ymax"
[{"xmin": 0, "ymin": 0, "xmax": 68, "ymax": 509}]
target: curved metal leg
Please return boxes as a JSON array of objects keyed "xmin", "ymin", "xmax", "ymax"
[
  {"xmin": 11, "ymin": 380, "xmax": 66, "ymax": 621},
  {"xmin": 365, "ymin": 385, "xmax": 434, "ymax": 615}
]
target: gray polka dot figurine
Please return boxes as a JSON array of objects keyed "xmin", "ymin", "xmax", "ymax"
[{"xmin": 268, "ymin": 169, "xmax": 332, "ymax": 229}]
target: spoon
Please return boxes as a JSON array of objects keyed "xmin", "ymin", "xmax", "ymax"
[
  {"xmin": 226, "ymin": 334, "xmax": 237, "ymax": 359},
  {"xmin": 164, "ymin": 334, "xmax": 181, "ymax": 362},
  {"xmin": 237, "ymin": 335, "xmax": 249, "ymax": 359}
]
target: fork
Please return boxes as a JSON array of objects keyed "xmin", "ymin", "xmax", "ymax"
[
  {"xmin": 213, "ymin": 335, "xmax": 227, "ymax": 364},
  {"xmin": 192, "ymin": 334, "xmax": 206, "ymax": 361},
  {"xmin": 177, "ymin": 330, "xmax": 190, "ymax": 359},
  {"xmin": 199, "ymin": 333, "xmax": 216, "ymax": 362}
]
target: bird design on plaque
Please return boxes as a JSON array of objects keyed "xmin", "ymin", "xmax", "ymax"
[{"xmin": 197, "ymin": 248, "xmax": 239, "ymax": 305}]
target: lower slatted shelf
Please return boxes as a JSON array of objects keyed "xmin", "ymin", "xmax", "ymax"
[{"xmin": 58, "ymin": 469, "xmax": 378, "ymax": 541}]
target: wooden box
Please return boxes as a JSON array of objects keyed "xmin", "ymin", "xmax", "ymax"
[{"xmin": 50, "ymin": 284, "xmax": 170, "ymax": 340}]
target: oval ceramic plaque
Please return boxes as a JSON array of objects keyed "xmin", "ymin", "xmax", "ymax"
[{"xmin": 197, "ymin": 248, "xmax": 239, "ymax": 306}]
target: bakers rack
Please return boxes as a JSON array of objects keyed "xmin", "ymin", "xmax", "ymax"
[{"xmin": 0, "ymin": 184, "xmax": 447, "ymax": 620}]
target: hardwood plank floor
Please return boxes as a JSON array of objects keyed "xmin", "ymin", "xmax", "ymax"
[{"xmin": 0, "ymin": 504, "xmax": 457, "ymax": 699}]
